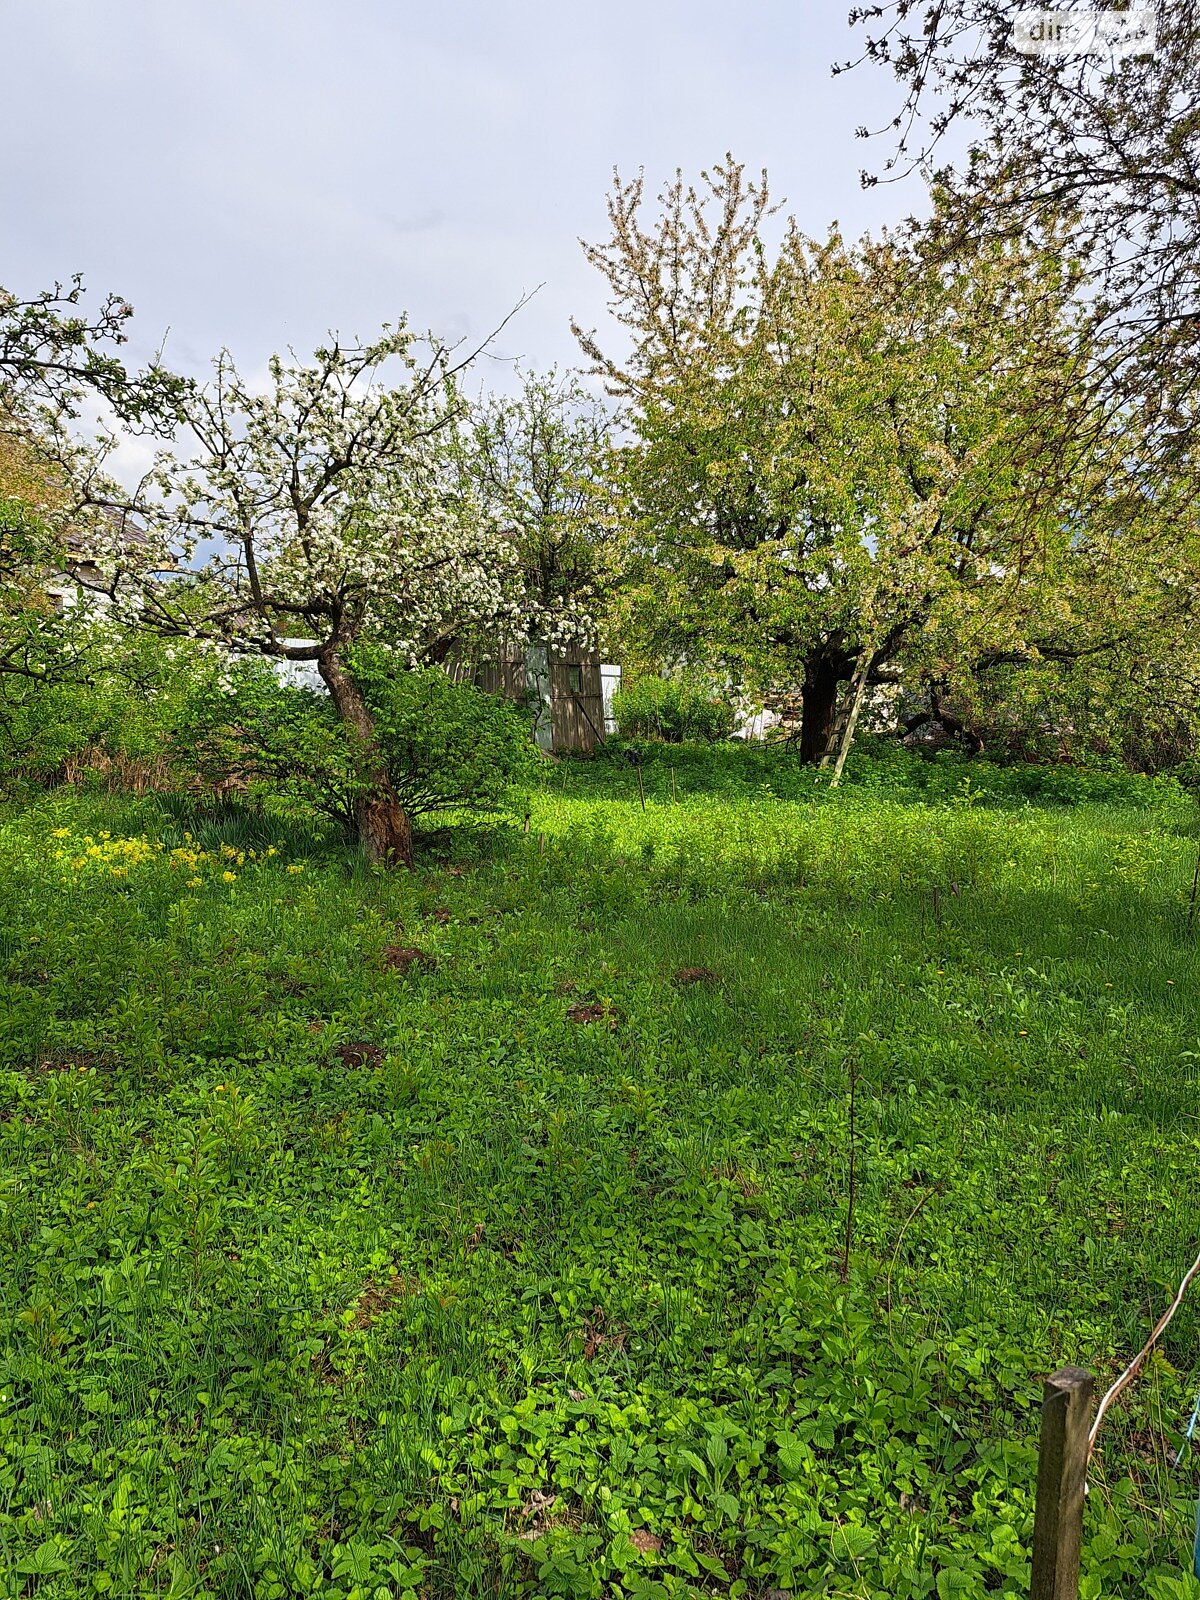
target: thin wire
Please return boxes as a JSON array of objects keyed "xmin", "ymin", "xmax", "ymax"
[{"xmin": 1089, "ymin": 1245, "xmax": 1200, "ymax": 1457}]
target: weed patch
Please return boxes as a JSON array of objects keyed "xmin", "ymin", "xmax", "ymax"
[{"xmin": 1, "ymin": 752, "xmax": 1198, "ymax": 1596}]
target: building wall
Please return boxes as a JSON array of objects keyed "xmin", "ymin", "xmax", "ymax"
[{"xmin": 600, "ymin": 664, "xmax": 621, "ymax": 735}]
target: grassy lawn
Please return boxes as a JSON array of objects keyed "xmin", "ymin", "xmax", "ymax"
[{"xmin": 2, "ymin": 747, "xmax": 1200, "ymax": 1599}]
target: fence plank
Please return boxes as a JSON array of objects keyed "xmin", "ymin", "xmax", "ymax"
[{"xmin": 1030, "ymin": 1366, "xmax": 1094, "ymax": 1600}]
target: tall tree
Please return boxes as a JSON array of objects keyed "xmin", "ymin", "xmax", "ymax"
[
  {"xmin": 575, "ymin": 160, "xmax": 1186, "ymax": 761},
  {"xmin": 64, "ymin": 329, "xmax": 530, "ymax": 866},
  {"xmin": 463, "ymin": 367, "xmax": 612, "ymax": 638},
  {"xmin": 0, "ymin": 277, "xmax": 187, "ymax": 764}
]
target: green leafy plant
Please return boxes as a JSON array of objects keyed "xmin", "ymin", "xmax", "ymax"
[
  {"xmin": 612, "ymin": 674, "xmax": 736, "ymax": 743},
  {"xmin": 1, "ymin": 744, "xmax": 1199, "ymax": 1596},
  {"xmin": 183, "ymin": 650, "xmax": 540, "ymax": 835}
]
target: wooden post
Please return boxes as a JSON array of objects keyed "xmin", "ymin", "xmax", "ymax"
[{"xmin": 1030, "ymin": 1366, "xmax": 1094, "ymax": 1600}]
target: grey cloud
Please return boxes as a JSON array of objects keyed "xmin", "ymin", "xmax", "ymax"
[{"xmin": 2, "ymin": 0, "xmax": 952, "ymax": 384}]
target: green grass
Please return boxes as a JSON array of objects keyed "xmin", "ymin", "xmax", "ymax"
[{"xmin": 2, "ymin": 748, "xmax": 1200, "ymax": 1599}]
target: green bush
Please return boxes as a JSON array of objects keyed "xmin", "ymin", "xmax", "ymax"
[
  {"xmin": 3, "ymin": 628, "xmax": 540, "ymax": 835},
  {"xmin": 354, "ymin": 646, "xmax": 540, "ymax": 819},
  {"xmin": 0, "ymin": 630, "xmax": 233, "ymax": 792},
  {"xmin": 612, "ymin": 674, "xmax": 736, "ymax": 743},
  {"xmin": 187, "ymin": 649, "xmax": 539, "ymax": 831}
]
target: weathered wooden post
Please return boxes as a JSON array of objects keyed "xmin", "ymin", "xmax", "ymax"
[{"xmin": 1030, "ymin": 1366, "xmax": 1094, "ymax": 1600}]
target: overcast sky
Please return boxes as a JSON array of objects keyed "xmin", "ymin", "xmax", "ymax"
[{"xmin": 4, "ymin": 0, "xmax": 941, "ymax": 386}]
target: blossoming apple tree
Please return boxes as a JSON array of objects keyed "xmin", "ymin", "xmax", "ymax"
[{"xmin": 71, "ymin": 326, "xmax": 534, "ymax": 866}]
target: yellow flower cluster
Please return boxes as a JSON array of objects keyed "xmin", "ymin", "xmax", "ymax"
[
  {"xmin": 54, "ymin": 832, "xmax": 160, "ymax": 876},
  {"xmin": 50, "ymin": 828, "xmax": 289, "ymax": 886}
]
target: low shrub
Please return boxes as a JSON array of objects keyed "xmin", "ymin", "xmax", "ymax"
[
  {"xmin": 612, "ymin": 674, "xmax": 736, "ymax": 743},
  {"xmin": 185, "ymin": 649, "xmax": 539, "ymax": 832}
]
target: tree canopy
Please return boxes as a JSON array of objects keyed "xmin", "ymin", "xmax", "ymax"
[
  {"xmin": 576, "ymin": 160, "xmax": 1200, "ymax": 761},
  {"xmin": 840, "ymin": 1, "xmax": 1200, "ymax": 440}
]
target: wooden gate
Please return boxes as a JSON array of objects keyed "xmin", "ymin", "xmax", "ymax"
[{"xmin": 548, "ymin": 650, "xmax": 604, "ymax": 752}]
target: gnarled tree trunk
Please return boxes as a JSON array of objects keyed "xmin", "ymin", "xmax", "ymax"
[
  {"xmin": 799, "ymin": 654, "xmax": 843, "ymax": 765},
  {"xmin": 317, "ymin": 650, "xmax": 413, "ymax": 868}
]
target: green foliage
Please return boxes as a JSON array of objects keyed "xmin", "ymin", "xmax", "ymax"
[
  {"xmin": 612, "ymin": 675, "xmax": 736, "ymax": 744},
  {"xmin": 355, "ymin": 649, "xmax": 542, "ymax": 818},
  {"xmin": 582, "ymin": 164, "xmax": 1200, "ymax": 774},
  {"xmin": 0, "ymin": 632, "xmax": 226, "ymax": 790},
  {"xmin": 464, "ymin": 367, "xmax": 612, "ymax": 629},
  {"xmin": 1, "ymin": 748, "xmax": 1199, "ymax": 1595},
  {"xmin": 188, "ymin": 651, "xmax": 540, "ymax": 830},
  {"xmin": 931, "ymin": 652, "xmax": 1200, "ymax": 777},
  {"xmin": 586, "ymin": 738, "xmax": 1188, "ymax": 811},
  {"xmin": 2, "ymin": 640, "xmax": 540, "ymax": 837}
]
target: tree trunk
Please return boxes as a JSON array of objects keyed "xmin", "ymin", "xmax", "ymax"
[
  {"xmin": 930, "ymin": 686, "xmax": 985, "ymax": 757},
  {"xmin": 800, "ymin": 654, "xmax": 842, "ymax": 765},
  {"xmin": 317, "ymin": 651, "xmax": 414, "ymax": 868}
]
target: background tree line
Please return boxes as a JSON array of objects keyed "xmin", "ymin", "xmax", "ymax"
[{"xmin": 3, "ymin": 122, "xmax": 1200, "ymax": 863}]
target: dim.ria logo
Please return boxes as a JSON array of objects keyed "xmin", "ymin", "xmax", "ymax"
[{"xmin": 1010, "ymin": 8, "xmax": 1157, "ymax": 58}]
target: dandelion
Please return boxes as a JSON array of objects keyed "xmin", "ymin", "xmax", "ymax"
[
  {"xmin": 222, "ymin": 871, "xmax": 237, "ymax": 884},
  {"xmin": 286, "ymin": 864, "xmax": 304, "ymax": 875},
  {"xmin": 186, "ymin": 877, "xmax": 203, "ymax": 888}
]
